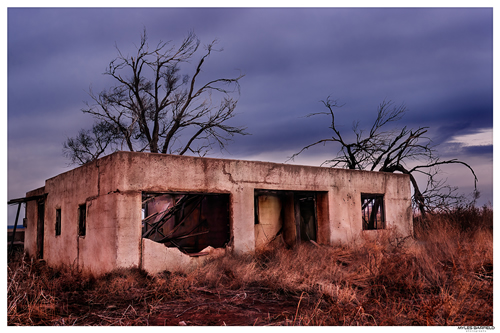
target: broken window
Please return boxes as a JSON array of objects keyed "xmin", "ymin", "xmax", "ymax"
[
  {"xmin": 254, "ymin": 190, "xmax": 321, "ymax": 248},
  {"xmin": 78, "ymin": 204, "xmax": 86, "ymax": 237},
  {"xmin": 361, "ymin": 193, "xmax": 385, "ymax": 230},
  {"xmin": 142, "ymin": 192, "xmax": 230, "ymax": 254},
  {"xmin": 55, "ymin": 208, "xmax": 61, "ymax": 236}
]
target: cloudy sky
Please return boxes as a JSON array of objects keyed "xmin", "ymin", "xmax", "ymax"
[{"xmin": 6, "ymin": 7, "xmax": 493, "ymax": 224}]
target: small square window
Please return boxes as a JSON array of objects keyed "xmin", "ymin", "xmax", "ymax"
[
  {"xmin": 55, "ymin": 208, "xmax": 61, "ymax": 236},
  {"xmin": 361, "ymin": 194, "xmax": 385, "ymax": 230},
  {"xmin": 78, "ymin": 204, "xmax": 86, "ymax": 237}
]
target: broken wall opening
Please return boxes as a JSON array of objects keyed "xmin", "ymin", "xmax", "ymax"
[
  {"xmin": 254, "ymin": 190, "xmax": 328, "ymax": 248},
  {"xmin": 142, "ymin": 192, "xmax": 230, "ymax": 254},
  {"xmin": 361, "ymin": 193, "xmax": 385, "ymax": 230}
]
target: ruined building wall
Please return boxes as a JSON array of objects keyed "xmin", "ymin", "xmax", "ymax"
[{"xmin": 23, "ymin": 151, "xmax": 412, "ymax": 275}]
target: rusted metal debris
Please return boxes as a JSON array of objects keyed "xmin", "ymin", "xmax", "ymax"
[
  {"xmin": 142, "ymin": 193, "xmax": 230, "ymax": 254},
  {"xmin": 142, "ymin": 194, "xmax": 206, "ymax": 242}
]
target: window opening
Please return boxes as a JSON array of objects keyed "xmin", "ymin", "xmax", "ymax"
[
  {"xmin": 361, "ymin": 194, "xmax": 385, "ymax": 230},
  {"xmin": 78, "ymin": 204, "xmax": 86, "ymax": 237},
  {"xmin": 55, "ymin": 208, "xmax": 61, "ymax": 236},
  {"xmin": 142, "ymin": 192, "xmax": 230, "ymax": 254}
]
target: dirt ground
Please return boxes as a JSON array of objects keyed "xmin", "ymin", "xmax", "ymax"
[
  {"xmin": 147, "ymin": 289, "xmax": 304, "ymax": 326},
  {"xmin": 58, "ymin": 287, "xmax": 310, "ymax": 326}
]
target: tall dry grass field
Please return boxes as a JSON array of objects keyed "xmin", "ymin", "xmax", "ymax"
[{"xmin": 8, "ymin": 207, "xmax": 492, "ymax": 326}]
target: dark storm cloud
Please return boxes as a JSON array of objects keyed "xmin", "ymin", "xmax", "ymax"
[
  {"xmin": 438, "ymin": 141, "xmax": 493, "ymax": 159},
  {"xmin": 225, "ymin": 8, "xmax": 492, "ymax": 150},
  {"xmin": 430, "ymin": 99, "xmax": 493, "ymax": 146},
  {"xmin": 7, "ymin": 7, "xmax": 493, "ymax": 221},
  {"xmin": 462, "ymin": 145, "xmax": 493, "ymax": 157}
]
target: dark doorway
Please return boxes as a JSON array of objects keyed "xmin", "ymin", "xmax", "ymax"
[
  {"xmin": 36, "ymin": 200, "xmax": 45, "ymax": 259},
  {"xmin": 254, "ymin": 190, "xmax": 321, "ymax": 247},
  {"xmin": 296, "ymin": 194, "xmax": 317, "ymax": 242}
]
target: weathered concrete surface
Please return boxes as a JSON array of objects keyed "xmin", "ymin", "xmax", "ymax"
[
  {"xmin": 23, "ymin": 151, "xmax": 412, "ymax": 275},
  {"xmin": 142, "ymin": 240, "xmax": 224, "ymax": 274}
]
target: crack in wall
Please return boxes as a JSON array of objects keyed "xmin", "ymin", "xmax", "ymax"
[
  {"xmin": 96, "ymin": 159, "xmax": 101, "ymax": 197},
  {"xmin": 221, "ymin": 164, "xmax": 237, "ymax": 184},
  {"xmin": 222, "ymin": 163, "xmax": 278, "ymax": 185},
  {"xmin": 263, "ymin": 165, "xmax": 279, "ymax": 184}
]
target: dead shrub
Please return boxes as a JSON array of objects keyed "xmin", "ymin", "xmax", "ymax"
[{"xmin": 8, "ymin": 206, "xmax": 492, "ymax": 326}]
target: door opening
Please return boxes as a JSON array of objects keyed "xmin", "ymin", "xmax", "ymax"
[
  {"xmin": 254, "ymin": 190, "xmax": 323, "ymax": 248},
  {"xmin": 36, "ymin": 200, "xmax": 45, "ymax": 259}
]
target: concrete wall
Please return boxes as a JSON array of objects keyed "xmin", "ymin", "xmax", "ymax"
[
  {"xmin": 142, "ymin": 240, "xmax": 224, "ymax": 274},
  {"xmin": 24, "ymin": 151, "xmax": 412, "ymax": 275},
  {"xmin": 44, "ymin": 159, "xmax": 143, "ymax": 275}
]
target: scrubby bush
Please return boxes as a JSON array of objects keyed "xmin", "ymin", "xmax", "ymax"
[{"xmin": 8, "ymin": 206, "xmax": 492, "ymax": 326}]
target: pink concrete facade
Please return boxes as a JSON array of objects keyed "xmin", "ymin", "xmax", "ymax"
[{"xmin": 23, "ymin": 151, "xmax": 412, "ymax": 275}]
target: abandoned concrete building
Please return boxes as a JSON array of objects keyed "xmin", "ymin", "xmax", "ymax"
[{"xmin": 16, "ymin": 151, "xmax": 412, "ymax": 275}]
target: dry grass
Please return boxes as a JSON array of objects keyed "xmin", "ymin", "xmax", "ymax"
[{"xmin": 8, "ymin": 207, "xmax": 493, "ymax": 326}]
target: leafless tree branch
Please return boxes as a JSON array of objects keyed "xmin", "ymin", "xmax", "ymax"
[
  {"xmin": 291, "ymin": 97, "xmax": 478, "ymax": 217},
  {"xmin": 64, "ymin": 29, "xmax": 247, "ymax": 164}
]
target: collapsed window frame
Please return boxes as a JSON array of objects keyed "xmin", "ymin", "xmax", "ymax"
[
  {"xmin": 141, "ymin": 192, "xmax": 231, "ymax": 255},
  {"xmin": 361, "ymin": 193, "xmax": 385, "ymax": 230}
]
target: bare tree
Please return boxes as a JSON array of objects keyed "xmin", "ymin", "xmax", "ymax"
[
  {"xmin": 63, "ymin": 121, "xmax": 121, "ymax": 165},
  {"xmin": 290, "ymin": 97, "xmax": 478, "ymax": 218},
  {"xmin": 64, "ymin": 29, "xmax": 247, "ymax": 164}
]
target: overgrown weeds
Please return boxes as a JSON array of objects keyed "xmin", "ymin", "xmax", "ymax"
[
  {"xmin": 8, "ymin": 207, "xmax": 492, "ymax": 326},
  {"xmin": 192, "ymin": 213, "xmax": 492, "ymax": 325}
]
